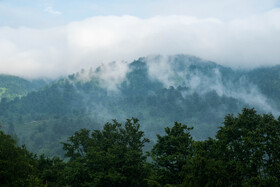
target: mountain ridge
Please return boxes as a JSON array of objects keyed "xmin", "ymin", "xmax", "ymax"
[{"xmin": 1, "ymin": 54, "xmax": 280, "ymax": 156}]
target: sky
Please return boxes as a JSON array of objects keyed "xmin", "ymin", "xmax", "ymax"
[{"xmin": 0, "ymin": 0, "xmax": 280, "ymax": 78}]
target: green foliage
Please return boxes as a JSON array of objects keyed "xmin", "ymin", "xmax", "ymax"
[
  {"xmin": 247, "ymin": 65, "xmax": 280, "ymax": 106},
  {"xmin": 182, "ymin": 139, "xmax": 229, "ymax": 187},
  {"xmin": 1, "ymin": 55, "xmax": 280, "ymax": 186},
  {"xmin": 151, "ymin": 122, "xmax": 193, "ymax": 185},
  {"xmin": 0, "ymin": 109, "xmax": 280, "ymax": 186},
  {"xmin": 0, "ymin": 74, "xmax": 47, "ymax": 101},
  {"xmin": 181, "ymin": 108, "xmax": 280, "ymax": 186},
  {"xmin": 214, "ymin": 108, "xmax": 280, "ymax": 186},
  {"xmin": 0, "ymin": 128, "xmax": 43, "ymax": 186},
  {"xmin": 62, "ymin": 118, "xmax": 150, "ymax": 186},
  {"xmin": 0, "ymin": 56, "xmax": 255, "ymax": 156},
  {"xmin": 37, "ymin": 155, "xmax": 66, "ymax": 186}
]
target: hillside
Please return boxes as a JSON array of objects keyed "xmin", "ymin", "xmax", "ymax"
[
  {"xmin": 0, "ymin": 55, "xmax": 280, "ymax": 156},
  {"xmin": 0, "ymin": 74, "xmax": 49, "ymax": 101}
]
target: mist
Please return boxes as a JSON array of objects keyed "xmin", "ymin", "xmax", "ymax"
[
  {"xmin": 146, "ymin": 55, "xmax": 279, "ymax": 115},
  {"xmin": 62, "ymin": 54, "xmax": 280, "ymax": 117},
  {"xmin": 145, "ymin": 55, "xmax": 279, "ymax": 116},
  {"xmin": 0, "ymin": 8, "xmax": 280, "ymax": 78}
]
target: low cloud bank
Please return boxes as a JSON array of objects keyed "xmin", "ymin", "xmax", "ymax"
[{"xmin": 0, "ymin": 9, "xmax": 280, "ymax": 78}]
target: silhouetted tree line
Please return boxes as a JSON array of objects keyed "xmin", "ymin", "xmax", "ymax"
[{"xmin": 1, "ymin": 108, "xmax": 280, "ymax": 186}]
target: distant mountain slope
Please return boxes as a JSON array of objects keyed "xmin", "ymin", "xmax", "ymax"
[
  {"xmin": 246, "ymin": 65, "xmax": 280, "ymax": 105},
  {"xmin": 0, "ymin": 74, "xmax": 49, "ymax": 101},
  {"xmin": 0, "ymin": 55, "xmax": 280, "ymax": 156}
]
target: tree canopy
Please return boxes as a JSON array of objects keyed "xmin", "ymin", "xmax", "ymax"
[{"xmin": 1, "ymin": 109, "xmax": 280, "ymax": 186}]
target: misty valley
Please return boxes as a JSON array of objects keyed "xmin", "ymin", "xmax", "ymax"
[{"xmin": 1, "ymin": 55, "xmax": 280, "ymax": 186}]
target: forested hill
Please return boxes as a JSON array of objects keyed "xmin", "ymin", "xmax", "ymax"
[
  {"xmin": 247, "ymin": 65, "xmax": 280, "ymax": 105},
  {"xmin": 0, "ymin": 55, "xmax": 280, "ymax": 156},
  {"xmin": 0, "ymin": 74, "xmax": 49, "ymax": 101},
  {"xmin": 1, "ymin": 109, "xmax": 280, "ymax": 186}
]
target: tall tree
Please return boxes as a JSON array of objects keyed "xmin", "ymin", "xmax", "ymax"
[
  {"xmin": 62, "ymin": 118, "xmax": 150, "ymax": 187},
  {"xmin": 0, "ymin": 127, "xmax": 43, "ymax": 186},
  {"xmin": 215, "ymin": 108, "xmax": 280, "ymax": 185},
  {"xmin": 151, "ymin": 122, "xmax": 194, "ymax": 185}
]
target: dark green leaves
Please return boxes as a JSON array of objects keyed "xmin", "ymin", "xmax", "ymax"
[
  {"xmin": 62, "ymin": 118, "xmax": 150, "ymax": 186},
  {"xmin": 151, "ymin": 122, "xmax": 194, "ymax": 185}
]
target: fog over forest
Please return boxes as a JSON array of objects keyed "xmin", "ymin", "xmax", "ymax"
[
  {"xmin": 0, "ymin": 0, "xmax": 280, "ymax": 78},
  {"xmin": 1, "ymin": 1, "xmax": 280, "ymax": 186}
]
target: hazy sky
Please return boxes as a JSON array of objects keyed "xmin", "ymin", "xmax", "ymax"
[{"xmin": 0, "ymin": 0, "xmax": 280, "ymax": 78}]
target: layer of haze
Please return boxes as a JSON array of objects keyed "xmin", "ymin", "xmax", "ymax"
[{"xmin": 0, "ymin": 0, "xmax": 280, "ymax": 78}]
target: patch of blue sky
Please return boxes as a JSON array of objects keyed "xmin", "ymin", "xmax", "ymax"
[
  {"xmin": 0, "ymin": 0, "xmax": 279, "ymax": 28},
  {"xmin": 0, "ymin": 0, "xmax": 157, "ymax": 27}
]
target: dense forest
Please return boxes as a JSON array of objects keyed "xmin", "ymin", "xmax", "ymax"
[
  {"xmin": 0, "ymin": 74, "xmax": 48, "ymax": 101},
  {"xmin": 1, "ymin": 55, "xmax": 280, "ymax": 186},
  {"xmin": 1, "ymin": 55, "xmax": 280, "ymax": 157},
  {"xmin": 2, "ymin": 0, "xmax": 279, "ymax": 185},
  {"xmin": 1, "ymin": 108, "xmax": 280, "ymax": 186}
]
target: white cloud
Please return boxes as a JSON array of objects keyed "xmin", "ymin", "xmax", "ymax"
[
  {"xmin": 0, "ymin": 8, "xmax": 279, "ymax": 78},
  {"xmin": 45, "ymin": 6, "xmax": 62, "ymax": 15}
]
